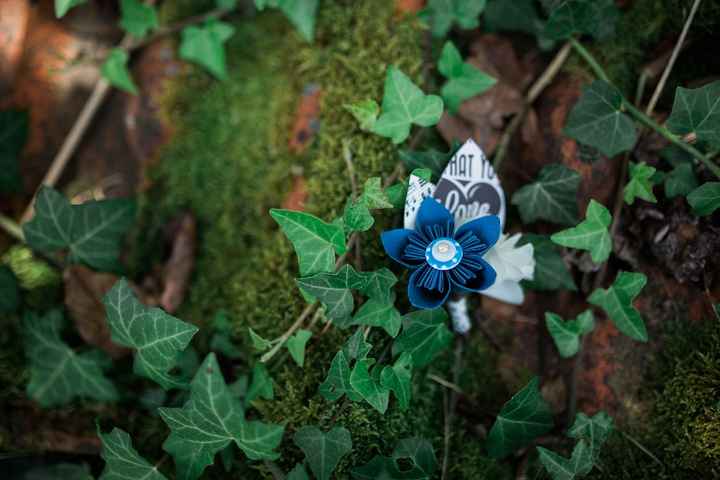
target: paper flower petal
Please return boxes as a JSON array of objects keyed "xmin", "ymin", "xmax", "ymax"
[
  {"xmin": 484, "ymin": 233, "xmax": 535, "ymax": 283},
  {"xmin": 450, "ymin": 258, "xmax": 496, "ymax": 293},
  {"xmin": 416, "ymin": 197, "xmax": 454, "ymax": 234},
  {"xmin": 481, "ymin": 279, "xmax": 525, "ymax": 305},
  {"xmin": 408, "ymin": 265, "xmax": 452, "ymax": 309},
  {"xmin": 381, "ymin": 228, "xmax": 423, "ymax": 269},
  {"xmin": 455, "ymin": 215, "xmax": 500, "ymax": 251}
]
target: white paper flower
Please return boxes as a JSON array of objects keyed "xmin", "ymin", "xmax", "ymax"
[{"xmin": 481, "ymin": 233, "xmax": 535, "ymax": 305}]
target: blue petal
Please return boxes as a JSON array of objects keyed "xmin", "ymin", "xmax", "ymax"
[
  {"xmin": 381, "ymin": 229, "xmax": 423, "ymax": 269},
  {"xmin": 450, "ymin": 258, "xmax": 497, "ymax": 293},
  {"xmin": 408, "ymin": 265, "xmax": 452, "ymax": 309},
  {"xmin": 454, "ymin": 215, "xmax": 500, "ymax": 250},
  {"xmin": 416, "ymin": 198, "xmax": 454, "ymax": 234}
]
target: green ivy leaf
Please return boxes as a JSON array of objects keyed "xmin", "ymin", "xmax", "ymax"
[
  {"xmin": 101, "ymin": 49, "xmax": 139, "ymax": 95},
  {"xmin": 98, "ymin": 427, "xmax": 167, "ymax": 480},
  {"xmin": 350, "ymin": 437, "xmax": 438, "ymax": 479},
  {"xmin": 350, "ymin": 359, "xmax": 390, "ymax": 413},
  {"xmin": 296, "ymin": 271, "xmax": 355, "ymax": 324},
  {"xmin": 420, "ymin": 0, "xmax": 487, "ymax": 37},
  {"xmin": 392, "ymin": 437, "xmax": 438, "ymax": 477},
  {"xmin": 246, "ymin": 362, "xmax": 274, "ymax": 404},
  {"xmin": 0, "ymin": 266, "xmax": 20, "ymax": 314},
  {"xmin": 399, "ymin": 147, "xmax": 454, "ymax": 179},
  {"xmin": 687, "ymin": 182, "xmax": 720, "ymax": 216},
  {"xmin": 358, "ymin": 267, "xmax": 398, "ymax": 303},
  {"xmin": 484, "ymin": 0, "xmax": 545, "ymax": 38},
  {"xmin": 179, "ymin": 20, "xmax": 235, "ymax": 80},
  {"xmin": 563, "ymin": 80, "xmax": 637, "ymax": 157},
  {"xmin": 438, "ymin": 41, "xmax": 496, "ymax": 113},
  {"xmin": 23, "ymin": 310, "xmax": 117, "ymax": 407},
  {"xmin": 248, "ymin": 327, "xmax": 272, "ymax": 351},
  {"xmin": 55, "ymin": 0, "xmax": 87, "ymax": 18},
  {"xmin": 544, "ymin": 0, "xmax": 619, "ymax": 41},
  {"xmin": 372, "ymin": 66, "xmax": 444, "ymax": 144},
  {"xmin": 624, "ymin": 162, "xmax": 657, "ymax": 205},
  {"xmin": 287, "ymin": 464, "xmax": 310, "ymax": 480},
  {"xmin": 0, "ymin": 110, "xmax": 28, "ymax": 193},
  {"xmin": 392, "ymin": 309, "xmax": 453, "ymax": 368},
  {"xmin": 361, "ymin": 177, "xmax": 394, "ymax": 210},
  {"xmin": 664, "ymin": 163, "xmax": 698, "ymax": 199},
  {"xmin": 380, "ymin": 352, "xmax": 413, "ymax": 410},
  {"xmin": 667, "ymin": 81, "xmax": 720, "ymax": 149},
  {"xmin": 104, "ymin": 279, "xmax": 199, "ymax": 389},
  {"xmin": 159, "ymin": 354, "xmax": 284, "ymax": 480},
  {"xmin": 343, "ymin": 327, "xmax": 372, "ymax": 361},
  {"xmin": 345, "ymin": 100, "xmax": 380, "ymax": 131},
  {"xmin": 286, "ymin": 329, "xmax": 312, "ymax": 367},
  {"xmin": 23, "ymin": 186, "xmax": 136, "ymax": 271},
  {"xmin": 487, "ymin": 377, "xmax": 554, "ymax": 459},
  {"xmin": 343, "ymin": 198, "xmax": 375, "ymax": 233},
  {"xmin": 271, "ymin": 209, "xmax": 346, "ymax": 276},
  {"xmin": 385, "ymin": 182, "xmax": 407, "ymax": 209},
  {"xmin": 278, "ymin": 0, "xmax": 319, "ymax": 42},
  {"xmin": 537, "ymin": 440, "xmax": 593, "ymax": 480},
  {"xmin": 588, "ymin": 271, "xmax": 648, "ymax": 342},
  {"xmin": 319, "ymin": 349, "xmax": 361, "ymax": 402},
  {"xmin": 119, "ymin": 0, "xmax": 158, "ymax": 37},
  {"xmin": 293, "ymin": 426, "xmax": 353, "ymax": 480},
  {"xmin": 545, "ymin": 310, "xmax": 594, "ymax": 358},
  {"xmin": 568, "ymin": 412, "xmax": 613, "ymax": 463},
  {"xmin": 511, "ymin": 164, "xmax": 580, "ymax": 226},
  {"xmin": 352, "ymin": 298, "xmax": 402, "ymax": 337},
  {"xmin": 551, "ymin": 199, "xmax": 612, "ymax": 263},
  {"xmin": 209, "ymin": 311, "xmax": 243, "ymax": 359},
  {"xmin": 519, "ymin": 235, "xmax": 577, "ymax": 291}
]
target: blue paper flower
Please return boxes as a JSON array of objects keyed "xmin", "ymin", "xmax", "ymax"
[{"xmin": 381, "ymin": 198, "xmax": 500, "ymax": 309}]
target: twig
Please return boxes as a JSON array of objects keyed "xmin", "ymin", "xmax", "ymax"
[
  {"xmin": 0, "ymin": 213, "xmax": 24, "ymax": 242},
  {"xmin": 619, "ymin": 430, "xmax": 665, "ymax": 469},
  {"xmin": 441, "ymin": 337, "xmax": 464, "ymax": 480},
  {"xmin": 343, "ymin": 140, "xmax": 358, "ymax": 199},
  {"xmin": 645, "ymin": 0, "xmax": 702, "ymax": 116},
  {"xmin": 428, "ymin": 374, "xmax": 463, "ymax": 394}
]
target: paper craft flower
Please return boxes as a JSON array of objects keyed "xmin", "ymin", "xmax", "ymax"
[{"xmin": 381, "ymin": 197, "xmax": 500, "ymax": 309}]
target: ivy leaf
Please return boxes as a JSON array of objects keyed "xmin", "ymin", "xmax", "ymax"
[
  {"xmin": 568, "ymin": 411, "xmax": 613, "ymax": 462},
  {"xmin": 248, "ymin": 327, "xmax": 272, "ymax": 351},
  {"xmin": 319, "ymin": 350, "xmax": 361, "ymax": 402},
  {"xmin": 0, "ymin": 110, "xmax": 28, "ymax": 193},
  {"xmin": 104, "ymin": 279, "xmax": 199, "ymax": 389},
  {"xmin": 393, "ymin": 309, "xmax": 453, "ymax": 367},
  {"xmin": 278, "ymin": 0, "xmax": 319, "ymax": 42},
  {"xmin": 55, "ymin": 0, "xmax": 86, "ymax": 18},
  {"xmin": 358, "ymin": 267, "xmax": 398, "ymax": 303},
  {"xmin": 519, "ymin": 235, "xmax": 576, "ymax": 291},
  {"xmin": 0, "ymin": 266, "xmax": 20, "ymax": 314},
  {"xmin": 119, "ymin": 0, "xmax": 158, "ymax": 37},
  {"xmin": 352, "ymin": 298, "xmax": 402, "ymax": 337},
  {"xmin": 286, "ymin": 329, "xmax": 312, "ymax": 367},
  {"xmin": 293, "ymin": 426, "xmax": 353, "ymax": 480},
  {"xmin": 399, "ymin": 147, "xmax": 453, "ymax": 179},
  {"xmin": 98, "ymin": 427, "xmax": 167, "ymax": 480},
  {"xmin": 438, "ymin": 41, "xmax": 496, "ymax": 113},
  {"xmin": 537, "ymin": 440, "xmax": 593, "ymax": 480},
  {"xmin": 664, "ymin": 163, "xmax": 698, "ymax": 199},
  {"xmin": 667, "ymin": 81, "xmax": 720, "ymax": 149},
  {"xmin": 544, "ymin": 0, "xmax": 619, "ymax": 41},
  {"xmin": 360, "ymin": 177, "xmax": 394, "ymax": 210},
  {"xmin": 179, "ymin": 20, "xmax": 235, "ymax": 80},
  {"xmin": 551, "ymin": 199, "xmax": 612, "ymax": 263},
  {"xmin": 392, "ymin": 437, "xmax": 438, "ymax": 477},
  {"xmin": 624, "ymin": 162, "xmax": 657, "ymax": 205},
  {"xmin": 511, "ymin": 164, "xmax": 580, "ymax": 226},
  {"xmin": 296, "ymin": 265, "xmax": 371, "ymax": 324},
  {"xmin": 420, "ymin": 0, "xmax": 487, "ymax": 37},
  {"xmin": 287, "ymin": 464, "xmax": 310, "ymax": 480},
  {"xmin": 351, "ymin": 456, "xmax": 420, "ymax": 480},
  {"xmin": 373, "ymin": 66, "xmax": 444, "ymax": 144},
  {"xmin": 159, "ymin": 354, "xmax": 284, "ymax": 480},
  {"xmin": 545, "ymin": 310, "xmax": 594, "ymax": 358},
  {"xmin": 380, "ymin": 352, "xmax": 413, "ymax": 410},
  {"xmin": 484, "ymin": 0, "xmax": 545, "ymax": 38},
  {"xmin": 101, "ymin": 49, "xmax": 139, "ymax": 95},
  {"xmin": 563, "ymin": 80, "xmax": 637, "ymax": 157},
  {"xmin": 246, "ymin": 362, "xmax": 274, "ymax": 404},
  {"xmin": 687, "ymin": 182, "xmax": 720, "ymax": 216},
  {"xmin": 345, "ymin": 100, "xmax": 380, "ymax": 131},
  {"xmin": 350, "ymin": 359, "xmax": 390, "ymax": 414},
  {"xmin": 588, "ymin": 271, "xmax": 648, "ymax": 342},
  {"xmin": 209, "ymin": 311, "xmax": 243, "ymax": 359},
  {"xmin": 23, "ymin": 186, "xmax": 136, "ymax": 271},
  {"xmin": 343, "ymin": 327, "xmax": 372, "ymax": 361},
  {"xmin": 487, "ymin": 377, "xmax": 554, "ymax": 459},
  {"xmin": 271, "ymin": 209, "xmax": 346, "ymax": 276},
  {"xmin": 23, "ymin": 310, "xmax": 117, "ymax": 407},
  {"xmin": 343, "ymin": 198, "xmax": 375, "ymax": 233}
]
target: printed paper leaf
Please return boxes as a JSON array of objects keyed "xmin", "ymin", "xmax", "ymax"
[
  {"xmin": 568, "ymin": 411, "xmax": 613, "ymax": 462},
  {"xmin": 23, "ymin": 310, "xmax": 117, "ymax": 407},
  {"xmin": 159, "ymin": 354, "xmax": 283, "ymax": 480},
  {"xmin": 0, "ymin": 110, "xmax": 28, "ymax": 193},
  {"xmin": 271, "ymin": 209, "xmax": 346, "ymax": 276},
  {"xmin": 544, "ymin": 0, "xmax": 619, "ymax": 41},
  {"xmin": 399, "ymin": 146, "xmax": 454, "ymax": 179},
  {"xmin": 537, "ymin": 440, "xmax": 593, "ymax": 480},
  {"xmin": 345, "ymin": 100, "xmax": 379, "ymax": 131},
  {"xmin": 420, "ymin": 0, "xmax": 487, "ymax": 37},
  {"xmin": 588, "ymin": 271, "xmax": 648, "ymax": 341},
  {"xmin": 55, "ymin": 0, "xmax": 87, "ymax": 17},
  {"xmin": 249, "ymin": 327, "xmax": 272, "ymax": 351},
  {"xmin": 687, "ymin": 182, "xmax": 720, "ymax": 216},
  {"xmin": 380, "ymin": 352, "xmax": 413, "ymax": 410},
  {"xmin": 179, "ymin": 20, "xmax": 235, "ymax": 80},
  {"xmin": 119, "ymin": 0, "xmax": 158, "ymax": 37},
  {"xmin": 293, "ymin": 426, "xmax": 353, "ymax": 480},
  {"xmin": 352, "ymin": 298, "xmax": 402, "ymax": 337},
  {"xmin": 372, "ymin": 66, "xmax": 444, "ymax": 144},
  {"xmin": 667, "ymin": 81, "xmax": 720, "ymax": 149},
  {"xmin": 0, "ymin": 266, "xmax": 20, "ymax": 314},
  {"xmin": 545, "ymin": 310, "xmax": 594, "ymax": 358},
  {"xmin": 319, "ymin": 350, "xmax": 361, "ymax": 402},
  {"xmin": 246, "ymin": 362, "xmax": 274, "ymax": 404},
  {"xmin": 392, "ymin": 309, "xmax": 453, "ymax": 368},
  {"xmin": 104, "ymin": 279, "xmax": 199, "ymax": 389},
  {"xmin": 486, "ymin": 377, "xmax": 554, "ymax": 459},
  {"xmin": 624, "ymin": 162, "xmax": 657, "ymax": 205},
  {"xmin": 102, "ymin": 49, "xmax": 139, "ymax": 95},
  {"xmin": 664, "ymin": 163, "xmax": 698, "ymax": 199},
  {"xmin": 519, "ymin": 235, "xmax": 576, "ymax": 291},
  {"xmin": 511, "ymin": 164, "xmax": 581, "ymax": 226},
  {"xmin": 563, "ymin": 80, "xmax": 637, "ymax": 157},
  {"xmin": 551, "ymin": 200, "xmax": 612, "ymax": 263},
  {"xmin": 350, "ymin": 359, "xmax": 390, "ymax": 414},
  {"xmin": 438, "ymin": 41, "xmax": 496, "ymax": 113},
  {"xmin": 392, "ymin": 437, "xmax": 438, "ymax": 477},
  {"xmin": 23, "ymin": 186, "xmax": 136, "ymax": 271},
  {"xmin": 98, "ymin": 427, "xmax": 167, "ymax": 480},
  {"xmin": 286, "ymin": 329, "xmax": 312, "ymax": 367}
]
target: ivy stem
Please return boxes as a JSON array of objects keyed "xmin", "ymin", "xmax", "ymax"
[
  {"xmin": 568, "ymin": 38, "xmax": 609, "ymax": 83},
  {"xmin": 0, "ymin": 213, "xmax": 24, "ymax": 242}
]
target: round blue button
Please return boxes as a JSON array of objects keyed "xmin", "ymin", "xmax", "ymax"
[{"xmin": 425, "ymin": 237, "xmax": 463, "ymax": 270}]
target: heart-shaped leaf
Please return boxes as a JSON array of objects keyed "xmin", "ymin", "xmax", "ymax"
[
  {"xmin": 687, "ymin": 182, "xmax": 720, "ymax": 216},
  {"xmin": 512, "ymin": 164, "xmax": 581, "ymax": 226},
  {"xmin": 286, "ymin": 329, "xmax": 312, "ymax": 367},
  {"xmin": 351, "ymin": 298, "xmax": 402, "ymax": 337},
  {"xmin": 551, "ymin": 200, "xmax": 612, "ymax": 263},
  {"xmin": 420, "ymin": 0, "xmax": 487, "ymax": 37},
  {"xmin": 588, "ymin": 271, "xmax": 647, "ymax": 341},
  {"xmin": 350, "ymin": 359, "xmax": 390, "ymax": 414},
  {"xmin": 179, "ymin": 20, "xmax": 235, "ymax": 80},
  {"xmin": 438, "ymin": 41, "xmax": 496, "ymax": 113},
  {"xmin": 246, "ymin": 362, "xmax": 274, "ymax": 404},
  {"xmin": 380, "ymin": 352, "xmax": 413, "ymax": 410},
  {"xmin": 345, "ymin": 100, "xmax": 379, "ymax": 131},
  {"xmin": 667, "ymin": 80, "xmax": 720, "ymax": 149},
  {"xmin": 101, "ymin": 49, "xmax": 138, "ymax": 95},
  {"xmin": 119, "ymin": 0, "xmax": 158, "ymax": 37},
  {"xmin": 392, "ymin": 308, "xmax": 452, "ymax": 367},
  {"xmin": 545, "ymin": 310, "xmax": 594, "ymax": 358},
  {"xmin": 624, "ymin": 162, "xmax": 657, "ymax": 205},
  {"xmin": 293, "ymin": 426, "xmax": 353, "ymax": 480},
  {"xmin": 98, "ymin": 427, "xmax": 167, "ymax": 480},
  {"xmin": 537, "ymin": 440, "xmax": 593, "ymax": 480},
  {"xmin": 568, "ymin": 411, "xmax": 613, "ymax": 462}
]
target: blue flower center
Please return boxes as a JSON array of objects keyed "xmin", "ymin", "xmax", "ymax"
[{"xmin": 425, "ymin": 237, "xmax": 463, "ymax": 271}]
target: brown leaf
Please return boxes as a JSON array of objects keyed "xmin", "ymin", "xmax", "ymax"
[
  {"xmin": 0, "ymin": 0, "xmax": 30, "ymax": 93},
  {"xmin": 282, "ymin": 173, "xmax": 308, "ymax": 211},
  {"xmin": 160, "ymin": 212, "xmax": 196, "ymax": 314},
  {"xmin": 288, "ymin": 84, "xmax": 321, "ymax": 154},
  {"xmin": 395, "ymin": 0, "xmax": 425, "ymax": 15}
]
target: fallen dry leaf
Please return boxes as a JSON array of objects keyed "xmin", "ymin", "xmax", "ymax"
[
  {"xmin": 160, "ymin": 212, "xmax": 196, "ymax": 314},
  {"xmin": 289, "ymin": 84, "xmax": 322, "ymax": 154}
]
